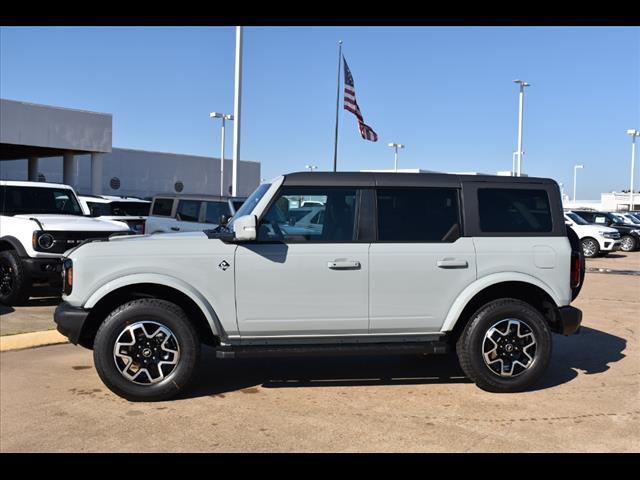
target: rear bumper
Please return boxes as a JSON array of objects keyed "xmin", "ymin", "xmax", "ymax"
[
  {"xmin": 54, "ymin": 301, "xmax": 89, "ymax": 345},
  {"xmin": 557, "ymin": 305, "xmax": 583, "ymax": 336}
]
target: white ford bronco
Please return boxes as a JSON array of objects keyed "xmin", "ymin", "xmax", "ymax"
[
  {"xmin": 0, "ymin": 180, "xmax": 131, "ymax": 305},
  {"xmin": 54, "ymin": 172, "xmax": 584, "ymax": 401}
]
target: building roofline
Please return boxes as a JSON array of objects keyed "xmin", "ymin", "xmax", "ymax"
[
  {"xmin": 111, "ymin": 147, "xmax": 259, "ymax": 164},
  {"xmin": 0, "ymin": 98, "xmax": 112, "ymax": 117}
]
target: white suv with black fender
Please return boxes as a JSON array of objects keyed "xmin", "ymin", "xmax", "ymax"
[
  {"xmin": 0, "ymin": 181, "xmax": 131, "ymax": 305},
  {"xmin": 54, "ymin": 172, "xmax": 584, "ymax": 401}
]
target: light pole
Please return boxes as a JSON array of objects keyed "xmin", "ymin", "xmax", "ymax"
[
  {"xmin": 305, "ymin": 165, "xmax": 318, "ymax": 172},
  {"xmin": 573, "ymin": 164, "xmax": 584, "ymax": 201},
  {"xmin": 626, "ymin": 129, "xmax": 639, "ymax": 211},
  {"xmin": 388, "ymin": 143, "xmax": 405, "ymax": 172},
  {"xmin": 513, "ymin": 79, "xmax": 530, "ymax": 177},
  {"xmin": 232, "ymin": 26, "xmax": 243, "ymax": 197},
  {"xmin": 210, "ymin": 112, "xmax": 234, "ymax": 196}
]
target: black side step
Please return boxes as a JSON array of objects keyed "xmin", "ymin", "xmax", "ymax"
[{"xmin": 215, "ymin": 341, "xmax": 449, "ymax": 359}]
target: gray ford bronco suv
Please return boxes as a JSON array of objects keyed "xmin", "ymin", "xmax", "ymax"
[{"xmin": 54, "ymin": 172, "xmax": 584, "ymax": 401}]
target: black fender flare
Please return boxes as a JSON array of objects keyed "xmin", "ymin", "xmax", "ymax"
[{"xmin": 0, "ymin": 236, "xmax": 29, "ymax": 257}]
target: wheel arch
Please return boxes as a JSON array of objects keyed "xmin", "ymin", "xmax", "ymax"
[
  {"xmin": 79, "ymin": 281, "xmax": 224, "ymax": 349},
  {"xmin": 442, "ymin": 276, "xmax": 563, "ymax": 344},
  {"xmin": 0, "ymin": 236, "xmax": 28, "ymax": 256}
]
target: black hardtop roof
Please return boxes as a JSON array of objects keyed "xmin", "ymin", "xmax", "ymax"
[
  {"xmin": 152, "ymin": 194, "xmax": 247, "ymax": 201},
  {"xmin": 282, "ymin": 171, "xmax": 557, "ymax": 188}
]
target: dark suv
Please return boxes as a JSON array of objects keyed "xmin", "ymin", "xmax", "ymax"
[{"xmin": 570, "ymin": 210, "xmax": 640, "ymax": 252}]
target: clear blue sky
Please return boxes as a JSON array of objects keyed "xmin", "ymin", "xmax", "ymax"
[{"xmin": 1, "ymin": 26, "xmax": 638, "ymax": 198}]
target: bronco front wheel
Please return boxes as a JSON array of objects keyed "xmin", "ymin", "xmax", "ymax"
[{"xmin": 93, "ymin": 298, "xmax": 201, "ymax": 401}]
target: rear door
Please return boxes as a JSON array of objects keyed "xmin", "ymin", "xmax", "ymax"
[{"xmin": 369, "ymin": 187, "xmax": 476, "ymax": 333}]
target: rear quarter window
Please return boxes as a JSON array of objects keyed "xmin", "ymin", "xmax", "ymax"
[
  {"xmin": 478, "ymin": 188, "xmax": 552, "ymax": 233},
  {"xmin": 152, "ymin": 198, "xmax": 174, "ymax": 216}
]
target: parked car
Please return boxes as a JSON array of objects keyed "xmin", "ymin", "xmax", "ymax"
[
  {"xmin": 55, "ymin": 172, "xmax": 584, "ymax": 401},
  {"xmin": 611, "ymin": 212, "xmax": 640, "ymax": 226},
  {"xmin": 0, "ymin": 180, "xmax": 131, "ymax": 305},
  {"xmin": 78, "ymin": 195, "xmax": 150, "ymax": 235},
  {"xmin": 563, "ymin": 212, "xmax": 621, "ymax": 257},
  {"xmin": 145, "ymin": 194, "xmax": 246, "ymax": 234},
  {"xmin": 569, "ymin": 210, "xmax": 640, "ymax": 252}
]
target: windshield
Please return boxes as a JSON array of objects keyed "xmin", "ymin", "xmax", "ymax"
[
  {"xmin": 228, "ymin": 183, "xmax": 271, "ymax": 228},
  {"xmin": 1, "ymin": 185, "xmax": 83, "ymax": 216},
  {"xmin": 566, "ymin": 212, "xmax": 589, "ymax": 225}
]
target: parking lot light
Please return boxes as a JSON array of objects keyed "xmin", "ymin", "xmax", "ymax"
[
  {"xmin": 388, "ymin": 143, "xmax": 405, "ymax": 172},
  {"xmin": 626, "ymin": 129, "xmax": 639, "ymax": 211},
  {"xmin": 210, "ymin": 112, "xmax": 234, "ymax": 196},
  {"xmin": 513, "ymin": 80, "xmax": 530, "ymax": 177}
]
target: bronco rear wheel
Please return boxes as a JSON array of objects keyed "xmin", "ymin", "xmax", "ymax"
[
  {"xmin": 93, "ymin": 298, "xmax": 201, "ymax": 401},
  {"xmin": 456, "ymin": 298, "xmax": 552, "ymax": 393}
]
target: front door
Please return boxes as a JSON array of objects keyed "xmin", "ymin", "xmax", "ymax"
[{"xmin": 235, "ymin": 186, "xmax": 369, "ymax": 337}]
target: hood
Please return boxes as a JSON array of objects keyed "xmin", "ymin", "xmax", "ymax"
[
  {"xmin": 15, "ymin": 214, "xmax": 130, "ymax": 231},
  {"xmin": 109, "ymin": 231, "xmax": 208, "ymax": 242}
]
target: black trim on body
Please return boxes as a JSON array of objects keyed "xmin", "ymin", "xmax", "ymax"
[
  {"xmin": 0, "ymin": 236, "xmax": 28, "ymax": 257},
  {"xmin": 557, "ymin": 305, "xmax": 583, "ymax": 336},
  {"xmin": 54, "ymin": 301, "xmax": 90, "ymax": 345}
]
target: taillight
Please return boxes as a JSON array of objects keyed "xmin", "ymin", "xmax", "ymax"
[{"xmin": 570, "ymin": 252, "xmax": 581, "ymax": 290}]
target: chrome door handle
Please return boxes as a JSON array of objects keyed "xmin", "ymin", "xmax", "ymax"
[
  {"xmin": 328, "ymin": 260, "xmax": 361, "ymax": 270},
  {"xmin": 437, "ymin": 259, "xmax": 468, "ymax": 269}
]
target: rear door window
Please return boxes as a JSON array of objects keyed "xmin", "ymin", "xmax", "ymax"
[
  {"xmin": 204, "ymin": 201, "xmax": 231, "ymax": 224},
  {"xmin": 376, "ymin": 188, "xmax": 461, "ymax": 242},
  {"xmin": 176, "ymin": 200, "xmax": 202, "ymax": 222},
  {"xmin": 152, "ymin": 198, "xmax": 174, "ymax": 216},
  {"xmin": 478, "ymin": 188, "xmax": 552, "ymax": 233}
]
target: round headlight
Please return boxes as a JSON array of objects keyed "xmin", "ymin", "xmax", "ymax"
[{"xmin": 37, "ymin": 233, "xmax": 54, "ymax": 249}]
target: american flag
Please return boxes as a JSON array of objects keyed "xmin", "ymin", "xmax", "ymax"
[{"xmin": 343, "ymin": 56, "xmax": 378, "ymax": 142}]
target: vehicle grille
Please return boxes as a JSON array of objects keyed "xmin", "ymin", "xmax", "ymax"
[{"xmin": 35, "ymin": 231, "xmax": 127, "ymax": 254}]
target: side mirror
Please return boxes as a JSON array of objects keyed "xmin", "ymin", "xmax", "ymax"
[
  {"xmin": 219, "ymin": 214, "xmax": 229, "ymax": 227},
  {"xmin": 233, "ymin": 215, "xmax": 257, "ymax": 241}
]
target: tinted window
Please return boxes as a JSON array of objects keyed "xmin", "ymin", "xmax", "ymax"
[
  {"xmin": 87, "ymin": 201, "xmax": 111, "ymax": 216},
  {"xmin": 377, "ymin": 188, "xmax": 460, "ymax": 242},
  {"xmin": 204, "ymin": 201, "xmax": 231, "ymax": 224},
  {"xmin": 478, "ymin": 188, "xmax": 552, "ymax": 233},
  {"xmin": 110, "ymin": 202, "xmax": 150, "ymax": 216},
  {"xmin": 176, "ymin": 200, "xmax": 201, "ymax": 222},
  {"xmin": 258, "ymin": 187, "xmax": 358, "ymax": 242},
  {"xmin": 1, "ymin": 186, "xmax": 83, "ymax": 216},
  {"xmin": 152, "ymin": 198, "xmax": 174, "ymax": 216}
]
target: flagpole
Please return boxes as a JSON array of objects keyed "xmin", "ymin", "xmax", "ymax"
[{"xmin": 332, "ymin": 41, "xmax": 343, "ymax": 172}]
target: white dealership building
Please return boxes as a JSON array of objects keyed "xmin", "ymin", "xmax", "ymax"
[{"xmin": 0, "ymin": 98, "xmax": 261, "ymax": 198}]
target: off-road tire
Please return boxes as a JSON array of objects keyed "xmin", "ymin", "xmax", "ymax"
[
  {"xmin": 0, "ymin": 250, "xmax": 31, "ymax": 306},
  {"xmin": 93, "ymin": 298, "xmax": 201, "ymax": 402},
  {"xmin": 456, "ymin": 298, "xmax": 552, "ymax": 393}
]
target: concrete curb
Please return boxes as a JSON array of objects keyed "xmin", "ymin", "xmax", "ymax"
[{"xmin": 0, "ymin": 330, "xmax": 68, "ymax": 352}]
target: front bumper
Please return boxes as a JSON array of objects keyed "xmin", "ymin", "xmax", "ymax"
[
  {"xmin": 601, "ymin": 240, "xmax": 621, "ymax": 252},
  {"xmin": 54, "ymin": 301, "xmax": 90, "ymax": 345},
  {"xmin": 557, "ymin": 305, "xmax": 583, "ymax": 336},
  {"xmin": 22, "ymin": 257, "xmax": 62, "ymax": 286}
]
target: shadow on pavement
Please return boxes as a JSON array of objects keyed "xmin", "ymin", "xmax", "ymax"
[
  {"xmin": 0, "ymin": 304, "xmax": 15, "ymax": 315},
  {"xmin": 180, "ymin": 326, "xmax": 626, "ymax": 399},
  {"xmin": 533, "ymin": 326, "xmax": 627, "ymax": 390}
]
